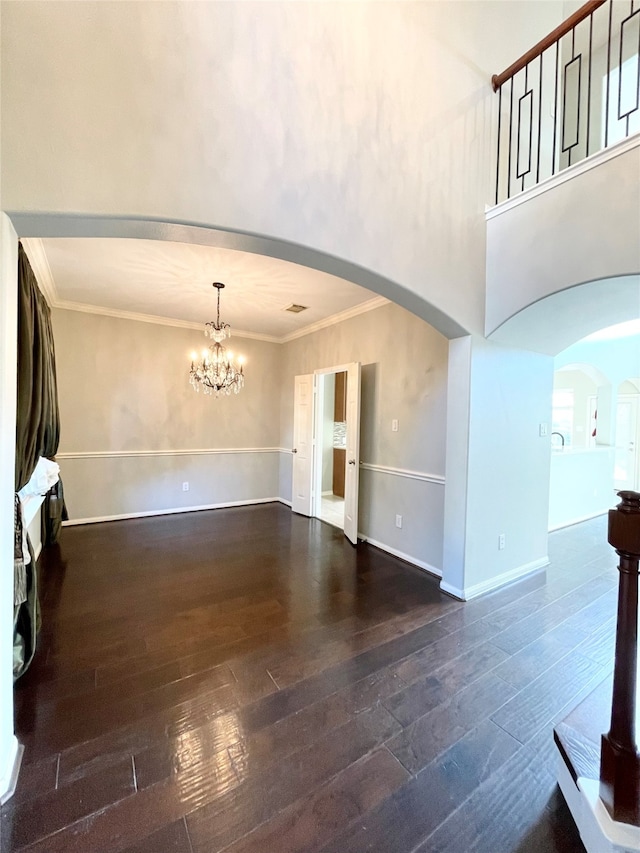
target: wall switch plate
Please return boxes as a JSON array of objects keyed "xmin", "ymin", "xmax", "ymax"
[
  {"xmin": 539, "ymin": 423, "xmax": 548, "ymax": 437},
  {"xmin": 182, "ymin": 482, "xmax": 189, "ymax": 491},
  {"xmin": 395, "ymin": 514, "xmax": 402, "ymax": 529},
  {"xmin": 392, "ymin": 419, "xmax": 398, "ymax": 432},
  {"xmin": 498, "ymin": 533, "xmax": 505, "ymax": 550}
]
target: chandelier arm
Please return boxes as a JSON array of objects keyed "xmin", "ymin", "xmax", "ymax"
[{"xmin": 190, "ymin": 281, "xmax": 244, "ymax": 397}]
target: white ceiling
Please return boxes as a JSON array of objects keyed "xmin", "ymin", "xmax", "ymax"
[{"xmin": 25, "ymin": 237, "xmax": 387, "ymax": 342}]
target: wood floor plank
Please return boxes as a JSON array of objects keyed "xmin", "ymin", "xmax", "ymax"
[
  {"xmin": 383, "ymin": 640, "xmax": 510, "ymax": 727},
  {"xmin": 5, "ymin": 506, "xmax": 615, "ymax": 853},
  {"xmin": 205, "ymin": 748, "xmax": 409, "ymax": 853},
  {"xmin": 416, "ymin": 724, "xmax": 585, "ymax": 853},
  {"xmin": 490, "ymin": 648, "xmax": 606, "ymax": 744},
  {"xmin": 490, "ymin": 578, "xmax": 616, "ymax": 655},
  {"xmin": 185, "ymin": 705, "xmax": 401, "ymax": 853},
  {"xmin": 386, "ymin": 671, "xmax": 517, "ymax": 774},
  {"xmin": 317, "ymin": 718, "xmax": 521, "ymax": 853},
  {"xmin": 116, "ymin": 819, "xmax": 193, "ymax": 853},
  {"xmin": 1, "ymin": 755, "xmax": 135, "ymax": 850}
]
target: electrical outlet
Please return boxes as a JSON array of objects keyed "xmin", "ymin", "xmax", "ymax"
[
  {"xmin": 396, "ymin": 514, "xmax": 402, "ymax": 529},
  {"xmin": 539, "ymin": 423, "xmax": 548, "ymax": 437},
  {"xmin": 392, "ymin": 419, "xmax": 398, "ymax": 432},
  {"xmin": 182, "ymin": 482, "xmax": 189, "ymax": 492},
  {"xmin": 498, "ymin": 533, "xmax": 505, "ymax": 550}
]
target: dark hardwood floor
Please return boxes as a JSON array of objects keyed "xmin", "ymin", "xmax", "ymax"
[{"xmin": 2, "ymin": 504, "xmax": 619, "ymax": 852}]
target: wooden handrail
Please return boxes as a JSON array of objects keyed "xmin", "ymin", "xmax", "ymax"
[{"xmin": 492, "ymin": 0, "xmax": 607, "ymax": 92}]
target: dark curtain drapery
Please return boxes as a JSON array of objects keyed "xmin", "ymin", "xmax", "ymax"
[
  {"xmin": 15, "ymin": 244, "xmax": 61, "ymax": 490},
  {"xmin": 14, "ymin": 243, "xmax": 65, "ymax": 680}
]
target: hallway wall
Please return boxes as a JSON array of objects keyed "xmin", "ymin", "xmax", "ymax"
[
  {"xmin": 53, "ymin": 308, "xmax": 283, "ymax": 521},
  {"xmin": 281, "ymin": 302, "xmax": 449, "ymax": 575}
]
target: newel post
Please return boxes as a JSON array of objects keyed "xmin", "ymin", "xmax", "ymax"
[{"xmin": 600, "ymin": 490, "xmax": 640, "ymax": 825}]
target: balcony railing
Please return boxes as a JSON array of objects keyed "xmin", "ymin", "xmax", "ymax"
[{"xmin": 492, "ymin": 0, "xmax": 640, "ymax": 204}]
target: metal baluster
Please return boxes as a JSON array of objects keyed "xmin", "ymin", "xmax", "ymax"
[
  {"xmin": 586, "ymin": 11, "xmax": 593, "ymax": 157},
  {"xmin": 553, "ymin": 40, "xmax": 559, "ymax": 175},
  {"xmin": 605, "ymin": 0, "xmax": 613, "ymax": 148},
  {"xmin": 508, "ymin": 77, "xmax": 514, "ymax": 199},
  {"xmin": 496, "ymin": 85, "xmax": 502, "ymax": 204},
  {"xmin": 537, "ymin": 52, "xmax": 543, "ymax": 183},
  {"xmin": 522, "ymin": 64, "xmax": 528, "ymax": 192}
]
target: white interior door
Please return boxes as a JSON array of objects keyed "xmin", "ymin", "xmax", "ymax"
[
  {"xmin": 292, "ymin": 373, "xmax": 315, "ymax": 516},
  {"xmin": 344, "ymin": 362, "xmax": 361, "ymax": 545},
  {"xmin": 615, "ymin": 395, "xmax": 639, "ymax": 491}
]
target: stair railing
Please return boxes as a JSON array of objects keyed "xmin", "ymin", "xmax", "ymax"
[{"xmin": 492, "ymin": 0, "xmax": 640, "ymax": 203}]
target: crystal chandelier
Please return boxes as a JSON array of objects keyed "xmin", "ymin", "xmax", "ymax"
[{"xmin": 189, "ymin": 282, "xmax": 245, "ymax": 397}]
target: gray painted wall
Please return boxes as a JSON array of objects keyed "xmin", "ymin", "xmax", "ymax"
[
  {"xmin": 52, "ymin": 308, "xmax": 283, "ymax": 519},
  {"xmin": 281, "ymin": 302, "xmax": 449, "ymax": 573},
  {"xmin": 53, "ymin": 301, "xmax": 449, "ymax": 574}
]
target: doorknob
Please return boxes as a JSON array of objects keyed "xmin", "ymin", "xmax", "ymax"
[
  {"xmin": 348, "ymin": 459, "xmax": 356, "ymax": 465},
  {"xmin": 292, "ymin": 448, "xmax": 297, "ymax": 453}
]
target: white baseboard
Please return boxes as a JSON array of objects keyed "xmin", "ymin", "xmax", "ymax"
[
  {"xmin": 557, "ymin": 756, "xmax": 640, "ymax": 852},
  {"xmin": 549, "ymin": 511, "xmax": 608, "ymax": 532},
  {"xmin": 439, "ymin": 581, "xmax": 466, "ymax": 601},
  {"xmin": 358, "ymin": 535, "xmax": 442, "ymax": 579},
  {"xmin": 59, "ymin": 500, "xmax": 438, "ymax": 587},
  {"xmin": 0, "ymin": 737, "xmax": 23, "ymax": 805},
  {"xmin": 578, "ymin": 777, "xmax": 640, "ymax": 852},
  {"xmin": 62, "ymin": 497, "xmax": 283, "ymax": 526},
  {"xmin": 440, "ymin": 556, "xmax": 549, "ymax": 601}
]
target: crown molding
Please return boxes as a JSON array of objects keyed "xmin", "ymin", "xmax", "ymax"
[
  {"xmin": 281, "ymin": 295, "xmax": 390, "ymax": 342},
  {"xmin": 20, "ymin": 237, "xmax": 59, "ymax": 306},
  {"xmin": 53, "ymin": 300, "xmax": 280, "ymax": 341},
  {"xmin": 25, "ymin": 239, "xmax": 390, "ymax": 344},
  {"xmin": 53, "ymin": 296, "xmax": 390, "ymax": 343}
]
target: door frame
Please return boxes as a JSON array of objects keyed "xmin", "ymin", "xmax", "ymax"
[
  {"xmin": 312, "ymin": 364, "xmax": 352, "ymax": 524},
  {"xmin": 291, "ymin": 373, "xmax": 316, "ymax": 517},
  {"xmin": 615, "ymin": 393, "xmax": 640, "ymax": 491}
]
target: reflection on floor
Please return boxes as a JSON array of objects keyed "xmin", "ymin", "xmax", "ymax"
[
  {"xmin": 6, "ymin": 508, "xmax": 616, "ymax": 852},
  {"xmin": 319, "ymin": 494, "xmax": 344, "ymax": 529}
]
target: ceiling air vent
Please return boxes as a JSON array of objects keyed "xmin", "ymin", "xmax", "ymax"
[{"xmin": 284, "ymin": 304, "xmax": 309, "ymax": 314}]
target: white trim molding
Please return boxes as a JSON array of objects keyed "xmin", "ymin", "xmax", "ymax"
[
  {"xmin": 22, "ymin": 237, "xmax": 390, "ymax": 344},
  {"xmin": 359, "ymin": 535, "xmax": 442, "ymax": 578},
  {"xmin": 62, "ymin": 497, "xmax": 283, "ymax": 526},
  {"xmin": 557, "ymin": 758, "xmax": 640, "ymax": 853},
  {"xmin": 441, "ymin": 556, "xmax": 549, "ymax": 601},
  {"xmin": 486, "ymin": 132, "xmax": 640, "ymax": 220},
  {"xmin": 282, "ymin": 296, "xmax": 389, "ymax": 342},
  {"xmin": 360, "ymin": 462, "xmax": 445, "ymax": 486},
  {"xmin": 0, "ymin": 737, "xmax": 23, "ymax": 806},
  {"xmin": 20, "ymin": 238, "xmax": 58, "ymax": 306},
  {"xmin": 54, "ymin": 300, "xmax": 279, "ymax": 342},
  {"xmin": 549, "ymin": 510, "xmax": 608, "ymax": 533},
  {"xmin": 57, "ymin": 447, "xmax": 284, "ymax": 460}
]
